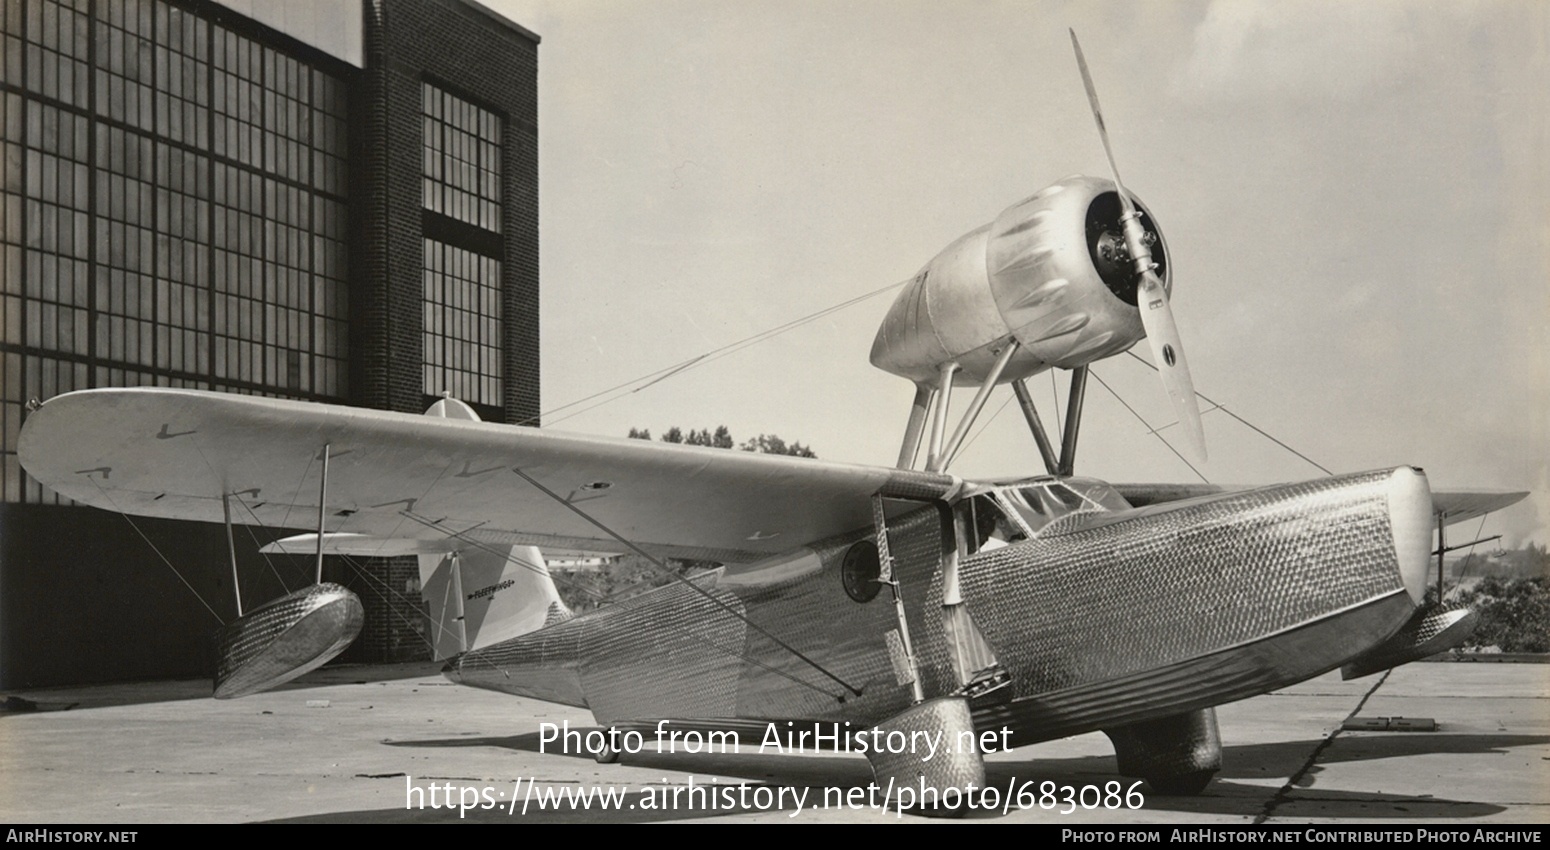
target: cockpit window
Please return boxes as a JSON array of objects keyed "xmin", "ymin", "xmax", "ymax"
[
  {"xmin": 1045, "ymin": 482, "xmax": 1088, "ymax": 510},
  {"xmin": 964, "ymin": 493, "xmax": 1030, "ymax": 554},
  {"xmin": 995, "ymin": 477, "xmax": 1133, "ymax": 535},
  {"xmin": 998, "ymin": 487, "xmax": 1049, "ymax": 533},
  {"xmin": 1061, "ymin": 479, "xmax": 1132, "ymax": 511}
]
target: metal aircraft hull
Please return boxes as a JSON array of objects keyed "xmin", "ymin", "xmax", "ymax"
[{"xmin": 448, "ymin": 467, "xmax": 1431, "ymax": 741}]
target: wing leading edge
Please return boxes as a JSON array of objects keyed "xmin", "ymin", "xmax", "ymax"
[{"xmin": 19, "ymin": 388, "xmax": 962, "ymax": 563}]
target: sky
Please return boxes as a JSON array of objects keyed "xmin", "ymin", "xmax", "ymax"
[{"xmin": 484, "ymin": 0, "xmax": 1549, "ymax": 546}]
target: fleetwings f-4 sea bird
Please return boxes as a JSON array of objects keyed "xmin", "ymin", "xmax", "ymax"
[{"xmin": 17, "ymin": 32, "xmax": 1526, "ymax": 799}]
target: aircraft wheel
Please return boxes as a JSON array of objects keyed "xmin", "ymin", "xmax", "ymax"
[
  {"xmin": 592, "ymin": 730, "xmax": 621, "ymax": 764},
  {"xmin": 1145, "ymin": 769, "xmax": 1215, "ymax": 796}
]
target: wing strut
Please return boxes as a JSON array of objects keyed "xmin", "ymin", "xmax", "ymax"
[
  {"xmin": 448, "ymin": 552, "xmax": 469, "ymax": 654},
  {"xmin": 896, "ymin": 384, "xmax": 934, "ymax": 469},
  {"xmin": 910, "ymin": 340, "xmax": 1023, "ymax": 474},
  {"xmin": 1435, "ymin": 531, "xmax": 1502, "ymax": 598},
  {"xmin": 213, "ymin": 440, "xmax": 363, "ymax": 699},
  {"xmin": 314, "ymin": 443, "xmax": 330, "ymax": 585},
  {"xmin": 511, "ymin": 467, "xmax": 866, "ymax": 699},
  {"xmin": 872, "ymin": 493, "xmax": 925, "ymax": 704},
  {"xmin": 896, "ymin": 349, "xmax": 1089, "ymax": 476},
  {"xmin": 1012, "ymin": 378, "xmax": 1060, "ymax": 475},
  {"xmin": 943, "ymin": 341, "xmax": 1023, "ymax": 469},
  {"xmin": 924, "ymin": 363, "xmax": 960, "ymax": 472},
  {"xmin": 1057, "ymin": 366, "xmax": 1090, "ymax": 476},
  {"xmin": 1436, "ymin": 516, "xmax": 1446, "ymax": 603},
  {"xmin": 222, "ymin": 492, "xmax": 244, "ymax": 616}
]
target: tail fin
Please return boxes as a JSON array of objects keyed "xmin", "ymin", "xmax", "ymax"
[
  {"xmin": 418, "ymin": 545, "xmax": 571, "ymax": 660},
  {"xmin": 415, "ymin": 394, "xmax": 571, "ymax": 660}
]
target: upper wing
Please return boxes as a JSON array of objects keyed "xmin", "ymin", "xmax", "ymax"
[
  {"xmin": 19, "ymin": 388, "xmax": 960, "ymax": 563},
  {"xmin": 1115, "ymin": 482, "xmax": 1529, "ymax": 529}
]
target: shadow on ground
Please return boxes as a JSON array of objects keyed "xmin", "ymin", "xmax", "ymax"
[
  {"xmin": 264, "ymin": 730, "xmax": 1532, "ymax": 822},
  {"xmin": 0, "ymin": 662, "xmax": 444, "ymax": 714}
]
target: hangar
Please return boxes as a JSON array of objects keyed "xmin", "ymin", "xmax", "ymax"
[{"xmin": 0, "ymin": 0, "xmax": 540, "ymax": 687}]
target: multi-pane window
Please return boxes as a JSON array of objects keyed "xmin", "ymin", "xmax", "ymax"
[
  {"xmin": 422, "ymin": 82, "xmax": 500, "ymax": 232},
  {"xmin": 1, "ymin": 0, "xmax": 351, "ymax": 503},
  {"xmin": 19, "ymin": 103, "xmax": 91, "ymax": 360},
  {"xmin": 423, "ymin": 238, "xmax": 501, "ymax": 407},
  {"xmin": 20, "ymin": 0, "xmax": 90, "ymax": 111},
  {"xmin": 213, "ymin": 28, "xmax": 347, "ymax": 196},
  {"xmin": 422, "ymin": 83, "xmax": 502, "ymax": 408}
]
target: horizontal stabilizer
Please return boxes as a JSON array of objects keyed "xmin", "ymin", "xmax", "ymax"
[
  {"xmin": 264, "ymin": 534, "xmax": 622, "ymax": 564},
  {"xmin": 265, "ymin": 533, "xmax": 458, "ymax": 558},
  {"xmin": 1429, "ymin": 490, "xmax": 1532, "ymax": 526}
]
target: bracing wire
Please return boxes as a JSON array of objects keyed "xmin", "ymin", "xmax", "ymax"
[
  {"xmin": 954, "ymin": 393, "xmax": 1017, "ymax": 461},
  {"xmin": 331, "ymin": 551, "xmax": 518, "ymax": 678},
  {"xmin": 230, "ymin": 494, "xmax": 300, "ymax": 594},
  {"xmin": 512, "ymin": 466, "xmax": 863, "ymax": 699},
  {"xmin": 1123, "ymin": 349, "xmax": 1333, "ymax": 476},
  {"xmin": 189, "ymin": 445, "xmax": 294, "ymax": 592},
  {"xmin": 87, "ymin": 477, "xmax": 225, "ymax": 625},
  {"xmin": 1051, "ymin": 369, "xmax": 1062, "ymax": 434},
  {"xmin": 394, "ymin": 511, "xmax": 848, "ymax": 699},
  {"xmin": 1089, "ymin": 369, "xmax": 1210, "ymax": 484},
  {"xmin": 523, "ymin": 279, "xmax": 907, "ymax": 428},
  {"xmin": 1446, "ymin": 514, "xmax": 1493, "ymax": 599}
]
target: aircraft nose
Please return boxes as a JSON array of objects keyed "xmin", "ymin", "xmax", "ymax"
[{"xmin": 1385, "ymin": 466, "xmax": 1434, "ymax": 605}]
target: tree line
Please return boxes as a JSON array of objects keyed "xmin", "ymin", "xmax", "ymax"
[{"xmin": 627, "ymin": 426, "xmax": 816, "ymax": 458}]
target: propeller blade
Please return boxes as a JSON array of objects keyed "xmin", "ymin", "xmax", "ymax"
[
  {"xmin": 1072, "ymin": 29, "xmax": 1207, "ymax": 463},
  {"xmin": 1136, "ymin": 270, "xmax": 1208, "ymax": 462},
  {"xmin": 1070, "ymin": 29, "xmax": 1133, "ymax": 217}
]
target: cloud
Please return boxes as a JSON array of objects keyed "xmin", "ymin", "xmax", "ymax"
[{"xmin": 1174, "ymin": 0, "xmax": 1467, "ymax": 103}]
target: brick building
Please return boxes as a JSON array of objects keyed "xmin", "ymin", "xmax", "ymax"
[{"xmin": 0, "ymin": 0, "xmax": 540, "ymax": 687}]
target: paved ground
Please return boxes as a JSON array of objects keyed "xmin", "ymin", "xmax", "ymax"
[{"xmin": 1, "ymin": 660, "xmax": 1544, "ymax": 824}]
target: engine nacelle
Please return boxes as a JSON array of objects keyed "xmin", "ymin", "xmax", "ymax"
[{"xmin": 870, "ymin": 175, "xmax": 1170, "ymax": 386}]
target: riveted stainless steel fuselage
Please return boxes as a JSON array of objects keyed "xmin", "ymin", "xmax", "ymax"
[{"xmin": 449, "ymin": 467, "xmax": 1430, "ymax": 743}]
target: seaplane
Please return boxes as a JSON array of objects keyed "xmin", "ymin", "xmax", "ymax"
[{"xmin": 16, "ymin": 32, "xmax": 1526, "ymax": 802}]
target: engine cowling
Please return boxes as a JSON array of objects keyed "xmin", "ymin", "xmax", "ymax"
[{"xmin": 870, "ymin": 175, "xmax": 1170, "ymax": 386}]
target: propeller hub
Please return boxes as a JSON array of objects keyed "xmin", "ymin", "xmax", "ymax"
[
  {"xmin": 1071, "ymin": 28, "xmax": 1204, "ymax": 463},
  {"xmin": 1086, "ymin": 191, "xmax": 1167, "ymax": 307}
]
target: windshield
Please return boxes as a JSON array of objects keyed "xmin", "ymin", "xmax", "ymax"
[{"xmin": 995, "ymin": 477, "xmax": 1131, "ymax": 534}]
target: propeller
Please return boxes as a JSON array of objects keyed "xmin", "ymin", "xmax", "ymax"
[{"xmin": 1070, "ymin": 29, "xmax": 1208, "ymax": 463}]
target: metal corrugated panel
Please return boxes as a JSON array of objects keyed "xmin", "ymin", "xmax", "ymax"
[
  {"xmin": 970, "ymin": 594, "xmax": 1412, "ymax": 743},
  {"xmin": 728, "ymin": 505, "xmax": 959, "ymax": 724},
  {"xmin": 865, "ymin": 697, "xmax": 985, "ymax": 795},
  {"xmin": 953, "ymin": 470, "xmax": 1424, "ymax": 741},
  {"xmin": 214, "ymin": 583, "xmax": 363, "ymax": 699},
  {"xmin": 451, "ymin": 507, "xmax": 964, "ymax": 728},
  {"xmin": 1341, "ymin": 607, "xmax": 1479, "ymax": 680},
  {"xmin": 451, "ymin": 469, "xmax": 1424, "ymax": 742},
  {"xmin": 579, "ymin": 578, "xmax": 748, "ymax": 724},
  {"xmin": 452, "ymin": 608, "xmax": 588, "ymax": 707}
]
